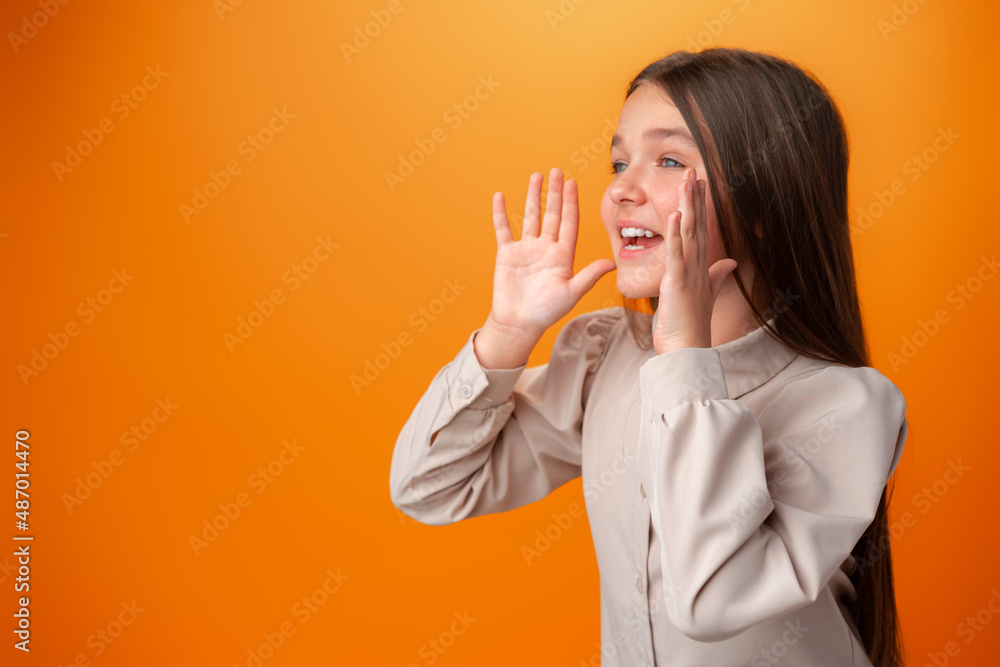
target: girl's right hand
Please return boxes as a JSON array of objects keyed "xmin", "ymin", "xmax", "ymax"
[{"xmin": 487, "ymin": 167, "xmax": 617, "ymax": 341}]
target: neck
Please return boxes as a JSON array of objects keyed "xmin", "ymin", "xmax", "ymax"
[{"xmin": 710, "ymin": 270, "xmax": 760, "ymax": 347}]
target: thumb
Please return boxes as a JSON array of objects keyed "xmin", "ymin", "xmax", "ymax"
[
  {"xmin": 707, "ymin": 259, "xmax": 738, "ymax": 303},
  {"xmin": 570, "ymin": 259, "xmax": 617, "ymax": 303}
]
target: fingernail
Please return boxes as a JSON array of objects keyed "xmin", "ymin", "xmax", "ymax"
[
  {"xmin": 686, "ymin": 181, "xmax": 693, "ymax": 192},
  {"xmin": 698, "ymin": 181, "xmax": 705, "ymax": 193}
]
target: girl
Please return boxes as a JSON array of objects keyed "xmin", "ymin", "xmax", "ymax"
[{"xmin": 390, "ymin": 47, "xmax": 907, "ymax": 667}]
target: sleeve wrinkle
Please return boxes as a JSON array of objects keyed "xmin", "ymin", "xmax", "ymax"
[
  {"xmin": 645, "ymin": 358, "xmax": 909, "ymax": 640},
  {"xmin": 390, "ymin": 308, "xmax": 623, "ymax": 525}
]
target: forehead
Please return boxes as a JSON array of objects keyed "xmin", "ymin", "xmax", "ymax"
[
  {"xmin": 611, "ymin": 84, "xmax": 697, "ymax": 150},
  {"xmin": 618, "ymin": 84, "xmax": 685, "ymax": 126}
]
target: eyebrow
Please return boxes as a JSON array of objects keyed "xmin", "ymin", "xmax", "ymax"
[{"xmin": 610, "ymin": 126, "xmax": 697, "ymax": 150}]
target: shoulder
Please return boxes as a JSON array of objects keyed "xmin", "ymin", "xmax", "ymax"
[
  {"xmin": 779, "ymin": 356, "xmax": 906, "ymax": 414},
  {"xmin": 765, "ymin": 356, "xmax": 908, "ymax": 467}
]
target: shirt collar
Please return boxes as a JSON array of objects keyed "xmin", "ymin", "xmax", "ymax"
[{"xmin": 650, "ymin": 313, "xmax": 800, "ymax": 400}]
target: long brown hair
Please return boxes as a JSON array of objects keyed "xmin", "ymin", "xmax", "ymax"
[{"xmin": 617, "ymin": 48, "xmax": 902, "ymax": 666}]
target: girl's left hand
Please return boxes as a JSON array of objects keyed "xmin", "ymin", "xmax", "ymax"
[{"xmin": 652, "ymin": 168, "xmax": 738, "ymax": 355}]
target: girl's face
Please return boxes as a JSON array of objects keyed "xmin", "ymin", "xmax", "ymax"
[{"xmin": 600, "ymin": 84, "xmax": 728, "ymax": 299}]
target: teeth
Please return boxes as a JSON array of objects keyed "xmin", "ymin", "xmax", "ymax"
[
  {"xmin": 621, "ymin": 227, "xmax": 656, "ymax": 238},
  {"xmin": 624, "ymin": 243, "xmax": 645, "ymax": 250}
]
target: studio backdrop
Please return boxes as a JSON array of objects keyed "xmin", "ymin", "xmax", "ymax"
[{"xmin": 2, "ymin": 0, "xmax": 998, "ymax": 665}]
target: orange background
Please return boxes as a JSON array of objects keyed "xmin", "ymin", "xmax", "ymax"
[{"xmin": 2, "ymin": 0, "xmax": 998, "ymax": 665}]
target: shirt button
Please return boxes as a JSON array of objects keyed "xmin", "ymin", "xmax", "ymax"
[
  {"xmin": 459, "ymin": 380, "xmax": 472, "ymax": 398},
  {"xmin": 639, "ymin": 482, "xmax": 646, "ymax": 499},
  {"xmin": 636, "ymin": 576, "xmax": 644, "ymax": 594}
]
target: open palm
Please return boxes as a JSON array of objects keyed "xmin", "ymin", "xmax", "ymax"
[{"xmin": 489, "ymin": 168, "xmax": 617, "ymax": 340}]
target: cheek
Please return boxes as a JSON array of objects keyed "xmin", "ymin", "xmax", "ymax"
[
  {"xmin": 600, "ymin": 191, "xmax": 615, "ymax": 236},
  {"xmin": 650, "ymin": 191, "xmax": 681, "ymax": 225}
]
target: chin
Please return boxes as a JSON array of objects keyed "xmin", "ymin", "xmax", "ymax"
[{"xmin": 617, "ymin": 276, "xmax": 659, "ymax": 301}]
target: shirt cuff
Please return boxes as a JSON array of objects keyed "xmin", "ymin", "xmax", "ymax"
[
  {"xmin": 448, "ymin": 328, "xmax": 527, "ymax": 411},
  {"xmin": 639, "ymin": 346, "xmax": 730, "ymax": 417}
]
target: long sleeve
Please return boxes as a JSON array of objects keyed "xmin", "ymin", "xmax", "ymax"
[
  {"xmin": 636, "ymin": 346, "xmax": 907, "ymax": 642},
  {"xmin": 389, "ymin": 309, "xmax": 620, "ymax": 526}
]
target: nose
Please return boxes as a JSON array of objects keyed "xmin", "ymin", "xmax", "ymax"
[{"xmin": 607, "ymin": 165, "xmax": 644, "ymax": 207}]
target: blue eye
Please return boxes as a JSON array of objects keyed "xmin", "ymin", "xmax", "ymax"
[{"xmin": 609, "ymin": 157, "xmax": 684, "ymax": 175}]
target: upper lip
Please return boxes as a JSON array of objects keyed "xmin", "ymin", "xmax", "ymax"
[{"xmin": 615, "ymin": 220, "xmax": 660, "ymax": 236}]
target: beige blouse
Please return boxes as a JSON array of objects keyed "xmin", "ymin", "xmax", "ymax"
[{"xmin": 389, "ymin": 306, "xmax": 907, "ymax": 666}]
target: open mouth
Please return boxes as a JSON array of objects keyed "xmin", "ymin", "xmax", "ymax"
[{"xmin": 620, "ymin": 227, "xmax": 663, "ymax": 254}]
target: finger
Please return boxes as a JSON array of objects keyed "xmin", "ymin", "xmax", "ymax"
[
  {"xmin": 569, "ymin": 258, "xmax": 617, "ymax": 304},
  {"xmin": 663, "ymin": 210, "xmax": 685, "ymax": 286},
  {"xmin": 492, "ymin": 192, "xmax": 514, "ymax": 247},
  {"xmin": 708, "ymin": 258, "xmax": 738, "ymax": 302},
  {"xmin": 558, "ymin": 177, "xmax": 580, "ymax": 252},
  {"xmin": 695, "ymin": 178, "xmax": 709, "ymax": 261},
  {"xmin": 541, "ymin": 167, "xmax": 563, "ymax": 241},
  {"xmin": 522, "ymin": 172, "xmax": 543, "ymax": 238},
  {"xmin": 677, "ymin": 170, "xmax": 699, "ymax": 273}
]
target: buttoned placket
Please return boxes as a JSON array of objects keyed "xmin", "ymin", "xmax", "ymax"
[
  {"xmin": 633, "ymin": 499, "xmax": 655, "ymax": 666},
  {"xmin": 631, "ymin": 392, "xmax": 656, "ymax": 667}
]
